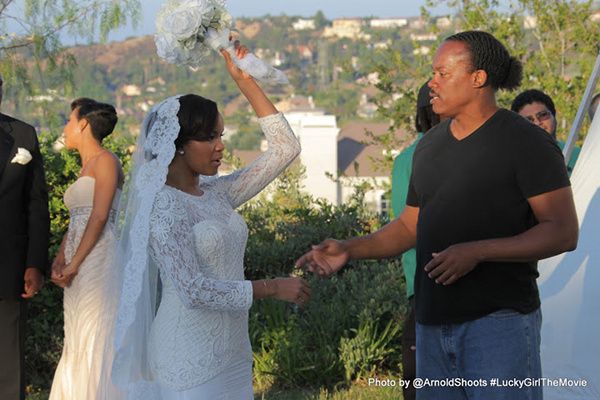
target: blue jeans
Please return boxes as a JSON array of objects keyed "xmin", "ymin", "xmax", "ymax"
[{"xmin": 416, "ymin": 308, "xmax": 542, "ymax": 400}]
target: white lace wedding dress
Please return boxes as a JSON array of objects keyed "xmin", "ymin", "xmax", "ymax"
[
  {"xmin": 146, "ymin": 112, "xmax": 300, "ymax": 399},
  {"xmin": 49, "ymin": 176, "xmax": 121, "ymax": 400}
]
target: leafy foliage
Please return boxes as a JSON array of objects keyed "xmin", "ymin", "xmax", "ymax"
[
  {"xmin": 0, "ymin": 0, "xmax": 140, "ymax": 101},
  {"xmin": 251, "ymin": 262, "xmax": 406, "ymax": 393},
  {"xmin": 244, "ymin": 175, "xmax": 406, "ymax": 393},
  {"xmin": 340, "ymin": 318, "xmax": 402, "ymax": 382},
  {"xmin": 367, "ymin": 0, "xmax": 600, "ymax": 169}
]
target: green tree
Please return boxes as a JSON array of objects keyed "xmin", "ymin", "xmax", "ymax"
[
  {"xmin": 427, "ymin": 0, "xmax": 600, "ymax": 140},
  {"xmin": 367, "ymin": 0, "xmax": 600, "ymax": 169},
  {"xmin": 314, "ymin": 10, "xmax": 329, "ymax": 29},
  {"xmin": 0, "ymin": 0, "xmax": 140, "ymax": 98}
]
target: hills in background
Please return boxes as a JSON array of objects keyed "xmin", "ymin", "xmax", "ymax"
[{"xmin": 5, "ymin": 13, "xmax": 452, "ymax": 149}]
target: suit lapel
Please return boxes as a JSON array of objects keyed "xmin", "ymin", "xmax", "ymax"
[{"xmin": 0, "ymin": 115, "xmax": 16, "ymax": 182}]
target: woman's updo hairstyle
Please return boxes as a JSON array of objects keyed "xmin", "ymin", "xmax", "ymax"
[{"xmin": 71, "ymin": 98, "xmax": 118, "ymax": 142}]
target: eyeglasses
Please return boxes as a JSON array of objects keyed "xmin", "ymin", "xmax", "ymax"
[{"xmin": 524, "ymin": 110, "xmax": 553, "ymax": 124}]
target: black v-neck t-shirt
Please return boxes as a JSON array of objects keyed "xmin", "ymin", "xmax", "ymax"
[{"xmin": 407, "ymin": 109, "xmax": 570, "ymax": 325}]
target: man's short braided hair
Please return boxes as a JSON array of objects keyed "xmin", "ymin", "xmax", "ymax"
[{"xmin": 446, "ymin": 30, "xmax": 522, "ymax": 91}]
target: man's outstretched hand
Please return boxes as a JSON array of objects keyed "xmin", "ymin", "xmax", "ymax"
[{"xmin": 295, "ymin": 239, "xmax": 350, "ymax": 277}]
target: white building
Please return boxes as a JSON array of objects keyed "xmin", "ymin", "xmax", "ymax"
[
  {"xmin": 282, "ymin": 110, "xmax": 404, "ymax": 213},
  {"xmin": 370, "ymin": 18, "xmax": 408, "ymax": 29},
  {"xmin": 285, "ymin": 110, "xmax": 341, "ymax": 204},
  {"xmin": 413, "ymin": 46, "xmax": 431, "ymax": 55},
  {"xmin": 436, "ymin": 16, "xmax": 452, "ymax": 29},
  {"xmin": 523, "ymin": 16, "xmax": 538, "ymax": 29},
  {"xmin": 121, "ymin": 84, "xmax": 142, "ymax": 96},
  {"xmin": 410, "ymin": 32, "xmax": 437, "ymax": 42},
  {"xmin": 335, "ymin": 121, "xmax": 397, "ymax": 213},
  {"xmin": 409, "ymin": 17, "xmax": 427, "ymax": 30},
  {"xmin": 292, "ymin": 18, "xmax": 316, "ymax": 30},
  {"xmin": 225, "ymin": 109, "xmax": 404, "ymax": 213},
  {"xmin": 323, "ymin": 18, "xmax": 364, "ymax": 39}
]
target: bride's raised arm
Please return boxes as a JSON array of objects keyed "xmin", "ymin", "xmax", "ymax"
[{"xmin": 217, "ymin": 44, "xmax": 301, "ymax": 209}]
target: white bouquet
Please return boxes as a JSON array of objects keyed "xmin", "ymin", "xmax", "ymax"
[{"xmin": 155, "ymin": 0, "xmax": 288, "ymax": 84}]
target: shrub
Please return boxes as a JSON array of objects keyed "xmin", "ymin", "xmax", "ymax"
[{"xmin": 250, "ymin": 261, "xmax": 407, "ymax": 392}]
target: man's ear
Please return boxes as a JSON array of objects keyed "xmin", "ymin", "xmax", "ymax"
[{"xmin": 472, "ymin": 69, "xmax": 488, "ymax": 88}]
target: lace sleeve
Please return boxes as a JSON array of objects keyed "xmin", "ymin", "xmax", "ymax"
[
  {"xmin": 148, "ymin": 190, "xmax": 253, "ymax": 311},
  {"xmin": 221, "ymin": 112, "xmax": 301, "ymax": 208}
]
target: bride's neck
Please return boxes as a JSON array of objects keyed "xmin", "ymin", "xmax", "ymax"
[{"xmin": 165, "ymin": 168, "xmax": 201, "ymax": 194}]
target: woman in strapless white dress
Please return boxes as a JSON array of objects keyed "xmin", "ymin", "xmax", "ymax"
[
  {"xmin": 108, "ymin": 44, "xmax": 310, "ymax": 399},
  {"xmin": 49, "ymin": 98, "xmax": 124, "ymax": 400}
]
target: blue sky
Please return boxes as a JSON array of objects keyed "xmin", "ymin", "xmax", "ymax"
[
  {"xmin": 2, "ymin": 0, "xmax": 455, "ymax": 43},
  {"xmin": 105, "ymin": 0, "xmax": 454, "ymax": 41}
]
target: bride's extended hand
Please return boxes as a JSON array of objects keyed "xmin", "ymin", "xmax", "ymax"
[
  {"xmin": 272, "ymin": 277, "xmax": 311, "ymax": 306},
  {"xmin": 220, "ymin": 40, "xmax": 252, "ymax": 82}
]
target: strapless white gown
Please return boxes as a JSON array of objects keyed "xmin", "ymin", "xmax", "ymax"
[{"xmin": 49, "ymin": 176, "xmax": 121, "ymax": 400}]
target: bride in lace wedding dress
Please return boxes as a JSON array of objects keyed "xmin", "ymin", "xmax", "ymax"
[
  {"xmin": 49, "ymin": 98, "xmax": 124, "ymax": 400},
  {"xmin": 103, "ymin": 43, "xmax": 309, "ymax": 399}
]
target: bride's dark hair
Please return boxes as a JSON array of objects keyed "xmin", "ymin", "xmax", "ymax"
[{"xmin": 175, "ymin": 94, "xmax": 219, "ymax": 149}]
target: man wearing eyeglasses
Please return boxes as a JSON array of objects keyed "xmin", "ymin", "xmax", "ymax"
[
  {"xmin": 0, "ymin": 73, "xmax": 50, "ymax": 400},
  {"xmin": 511, "ymin": 89, "xmax": 580, "ymax": 175}
]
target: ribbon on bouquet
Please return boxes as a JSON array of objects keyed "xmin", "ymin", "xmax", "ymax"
[{"xmin": 205, "ymin": 28, "xmax": 289, "ymax": 85}]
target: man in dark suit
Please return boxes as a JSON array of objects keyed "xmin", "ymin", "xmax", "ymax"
[{"xmin": 0, "ymin": 73, "xmax": 50, "ymax": 399}]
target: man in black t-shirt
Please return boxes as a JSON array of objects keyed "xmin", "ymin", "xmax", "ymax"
[{"xmin": 297, "ymin": 31, "xmax": 578, "ymax": 400}]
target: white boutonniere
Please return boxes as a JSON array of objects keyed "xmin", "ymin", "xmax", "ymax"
[{"xmin": 11, "ymin": 147, "xmax": 33, "ymax": 165}]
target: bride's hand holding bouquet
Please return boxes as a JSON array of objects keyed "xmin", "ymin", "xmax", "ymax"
[
  {"xmin": 155, "ymin": 0, "xmax": 288, "ymax": 84},
  {"xmin": 220, "ymin": 39, "xmax": 252, "ymax": 82}
]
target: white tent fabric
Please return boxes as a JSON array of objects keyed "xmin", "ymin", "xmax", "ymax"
[{"xmin": 539, "ymin": 113, "xmax": 600, "ymax": 399}]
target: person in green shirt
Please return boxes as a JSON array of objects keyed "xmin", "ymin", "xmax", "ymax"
[
  {"xmin": 390, "ymin": 81, "xmax": 439, "ymax": 400},
  {"xmin": 511, "ymin": 89, "xmax": 580, "ymax": 175}
]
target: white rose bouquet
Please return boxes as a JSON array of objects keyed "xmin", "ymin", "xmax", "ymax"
[{"xmin": 155, "ymin": 0, "xmax": 288, "ymax": 84}]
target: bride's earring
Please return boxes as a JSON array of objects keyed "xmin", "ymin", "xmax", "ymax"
[{"xmin": 177, "ymin": 149, "xmax": 185, "ymax": 155}]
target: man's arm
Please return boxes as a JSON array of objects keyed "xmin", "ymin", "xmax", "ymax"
[
  {"xmin": 297, "ymin": 205, "xmax": 419, "ymax": 276},
  {"xmin": 425, "ymin": 186, "xmax": 578, "ymax": 285}
]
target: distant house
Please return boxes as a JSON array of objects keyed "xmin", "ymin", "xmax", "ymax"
[
  {"xmin": 410, "ymin": 33, "xmax": 437, "ymax": 42},
  {"xmin": 296, "ymin": 45, "xmax": 314, "ymax": 60},
  {"xmin": 357, "ymin": 93, "xmax": 378, "ymax": 119},
  {"xmin": 435, "ymin": 16, "xmax": 453, "ymax": 29},
  {"xmin": 523, "ymin": 16, "xmax": 538, "ymax": 29},
  {"xmin": 373, "ymin": 40, "xmax": 391, "ymax": 49},
  {"xmin": 323, "ymin": 18, "xmax": 364, "ymax": 39},
  {"xmin": 275, "ymin": 95, "xmax": 317, "ymax": 113},
  {"xmin": 369, "ymin": 18, "xmax": 408, "ymax": 29},
  {"xmin": 413, "ymin": 46, "xmax": 431, "ymax": 55},
  {"xmin": 408, "ymin": 17, "xmax": 427, "ymax": 30},
  {"xmin": 356, "ymin": 72, "xmax": 380, "ymax": 89},
  {"xmin": 121, "ymin": 84, "xmax": 142, "ymax": 96},
  {"xmin": 292, "ymin": 18, "xmax": 316, "ymax": 30}
]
